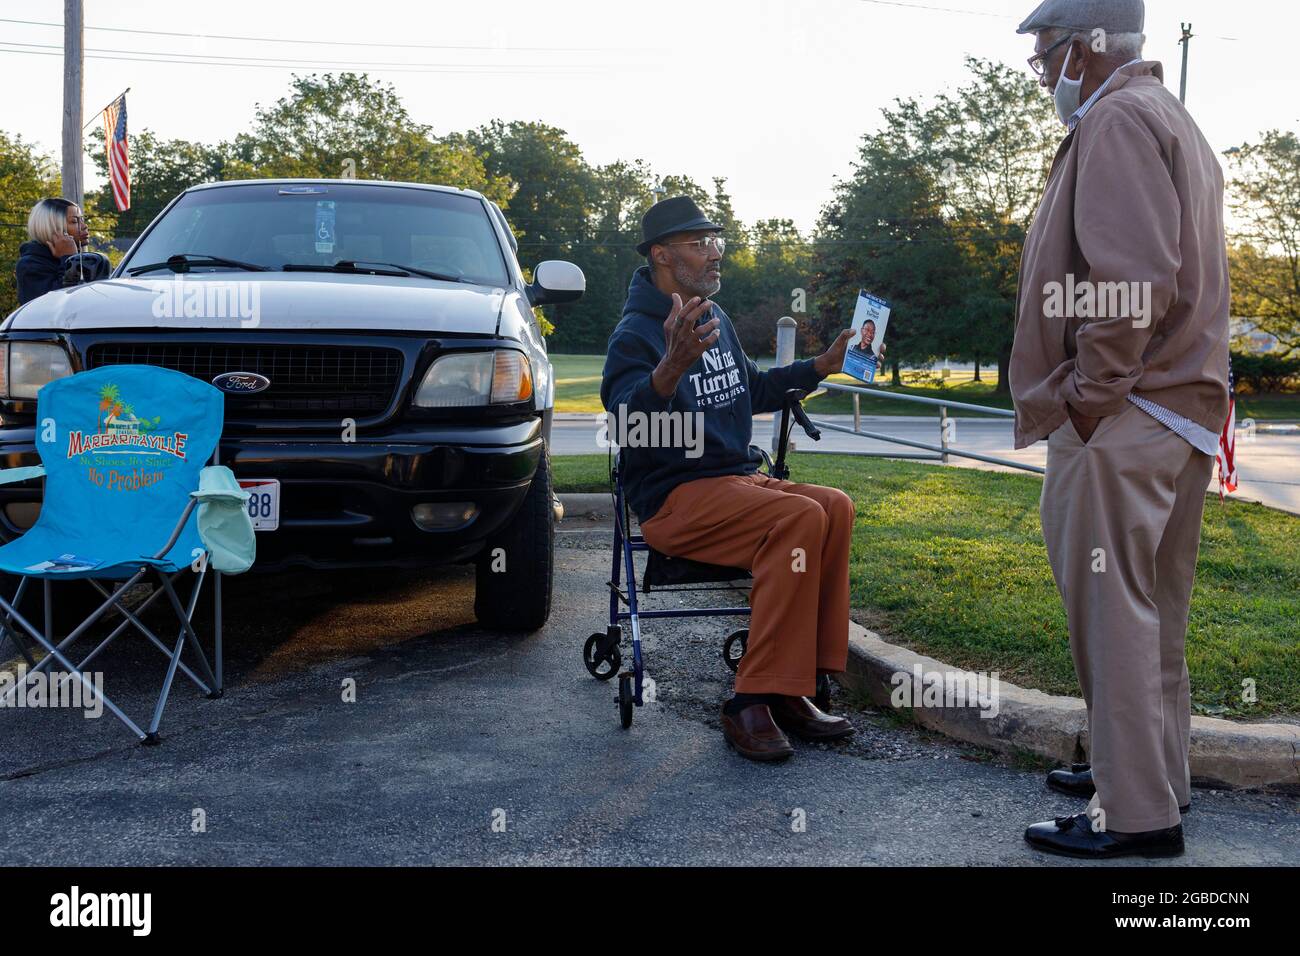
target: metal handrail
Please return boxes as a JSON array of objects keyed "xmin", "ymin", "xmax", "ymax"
[
  {"xmin": 799, "ymin": 378, "xmax": 1043, "ymax": 475},
  {"xmin": 818, "ymin": 380, "xmax": 1015, "ymax": 417},
  {"xmin": 768, "ymin": 316, "xmax": 1039, "ymax": 475}
]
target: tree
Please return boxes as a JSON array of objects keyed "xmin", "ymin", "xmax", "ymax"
[
  {"xmin": 811, "ymin": 110, "xmax": 967, "ymax": 383},
  {"xmin": 221, "ymin": 73, "xmax": 512, "ymax": 205},
  {"xmin": 1226, "ymin": 131, "xmax": 1300, "ymax": 357},
  {"xmin": 462, "ymin": 120, "xmax": 593, "ymax": 257},
  {"xmin": 0, "ymin": 131, "xmax": 60, "ymax": 316},
  {"xmin": 457, "ymin": 121, "xmax": 596, "ymax": 340},
  {"xmin": 926, "ymin": 58, "xmax": 1060, "ymax": 392},
  {"xmin": 726, "ymin": 217, "xmax": 812, "ymax": 356},
  {"xmin": 97, "ymin": 382, "xmax": 120, "ymax": 434},
  {"xmin": 86, "ymin": 127, "xmax": 223, "ymax": 240},
  {"xmin": 558, "ymin": 159, "xmax": 660, "ymax": 353},
  {"xmin": 811, "ymin": 57, "xmax": 1058, "ymax": 390}
]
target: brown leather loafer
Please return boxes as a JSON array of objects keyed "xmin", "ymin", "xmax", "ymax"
[
  {"xmin": 720, "ymin": 704, "xmax": 794, "ymax": 762},
  {"xmin": 770, "ymin": 695, "xmax": 855, "ymax": 742}
]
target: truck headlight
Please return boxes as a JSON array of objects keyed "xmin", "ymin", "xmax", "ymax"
[
  {"xmin": 413, "ymin": 350, "xmax": 533, "ymax": 408},
  {"xmin": 0, "ymin": 342, "xmax": 73, "ymax": 399}
]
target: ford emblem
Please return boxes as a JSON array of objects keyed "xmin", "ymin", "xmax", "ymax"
[{"xmin": 212, "ymin": 371, "xmax": 271, "ymax": 394}]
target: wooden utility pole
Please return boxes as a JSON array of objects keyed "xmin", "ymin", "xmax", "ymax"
[
  {"xmin": 61, "ymin": 0, "xmax": 84, "ymax": 205},
  {"xmin": 1178, "ymin": 22, "xmax": 1194, "ymax": 105}
]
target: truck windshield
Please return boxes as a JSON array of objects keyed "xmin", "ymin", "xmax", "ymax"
[{"xmin": 124, "ymin": 183, "xmax": 511, "ymax": 287}]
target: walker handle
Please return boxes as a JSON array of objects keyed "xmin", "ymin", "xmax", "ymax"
[{"xmin": 783, "ymin": 389, "xmax": 821, "ymax": 441}]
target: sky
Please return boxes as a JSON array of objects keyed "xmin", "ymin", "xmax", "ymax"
[{"xmin": 0, "ymin": 0, "xmax": 1293, "ymax": 232}]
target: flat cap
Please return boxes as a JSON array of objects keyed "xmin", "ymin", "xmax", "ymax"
[{"xmin": 1017, "ymin": 0, "xmax": 1145, "ymax": 35}]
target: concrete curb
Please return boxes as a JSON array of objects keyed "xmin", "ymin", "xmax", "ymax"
[
  {"xmin": 839, "ymin": 623, "xmax": 1300, "ymax": 792},
  {"xmin": 558, "ymin": 492, "xmax": 613, "ymax": 519},
  {"xmin": 556, "ymin": 492, "xmax": 1300, "ymax": 791}
]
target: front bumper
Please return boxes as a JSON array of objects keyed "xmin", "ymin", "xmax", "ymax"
[{"xmin": 0, "ymin": 417, "xmax": 544, "ymax": 572}]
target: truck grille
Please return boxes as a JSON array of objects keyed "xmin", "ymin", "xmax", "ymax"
[{"xmin": 85, "ymin": 343, "xmax": 404, "ymax": 419}]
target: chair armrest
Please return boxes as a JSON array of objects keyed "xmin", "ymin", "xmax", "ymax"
[
  {"xmin": 189, "ymin": 465, "xmax": 250, "ymax": 503},
  {"xmin": 192, "ymin": 466, "xmax": 256, "ymax": 574},
  {"xmin": 148, "ymin": 467, "xmax": 247, "ymax": 562},
  {"xmin": 0, "ymin": 465, "xmax": 44, "ymax": 486}
]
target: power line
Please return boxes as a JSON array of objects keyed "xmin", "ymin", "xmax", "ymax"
[
  {"xmin": 858, "ymin": 0, "xmax": 1009, "ymax": 19},
  {"xmin": 0, "ymin": 46, "xmax": 607, "ymax": 75},
  {"xmin": 0, "ymin": 41, "xmax": 607, "ymax": 72},
  {"xmin": 2, "ymin": 39, "xmax": 609, "ymax": 70},
  {"xmin": 0, "ymin": 17, "xmax": 636, "ymax": 54},
  {"xmin": 855, "ymin": 0, "xmax": 1240, "ymax": 40}
]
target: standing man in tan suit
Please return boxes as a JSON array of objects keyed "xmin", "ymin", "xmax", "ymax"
[{"xmin": 1010, "ymin": 0, "xmax": 1231, "ymax": 858}]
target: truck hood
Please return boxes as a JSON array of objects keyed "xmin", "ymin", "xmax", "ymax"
[{"xmin": 3, "ymin": 272, "xmax": 508, "ymax": 335}]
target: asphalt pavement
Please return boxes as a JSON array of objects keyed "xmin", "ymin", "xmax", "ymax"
[{"xmin": 0, "ymin": 523, "xmax": 1293, "ymax": 866}]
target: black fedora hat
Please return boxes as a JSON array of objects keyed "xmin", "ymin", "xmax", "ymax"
[{"xmin": 637, "ymin": 196, "xmax": 722, "ymax": 257}]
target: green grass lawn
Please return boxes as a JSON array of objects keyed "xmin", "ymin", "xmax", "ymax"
[
  {"xmin": 1235, "ymin": 392, "xmax": 1300, "ymax": 422},
  {"xmin": 550, "ymin": 353, "xmax": 1300, "ymax": 420},
  {"xmin": 552, "ymin": 453, "xmax": 1300, "ymax": 718},
  {"xmin": 551, "ymin": 354, "xmax": 608, "ymax": 414}
]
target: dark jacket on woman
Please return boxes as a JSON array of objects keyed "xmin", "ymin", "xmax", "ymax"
[{"xmin": 15, "ymin": 240, "xmax": 71, "ymax": 306}]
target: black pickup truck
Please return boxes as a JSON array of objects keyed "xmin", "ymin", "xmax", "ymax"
[{"xmin": 0, "ymin": 179, "xmax": 586, "ymax": 631}]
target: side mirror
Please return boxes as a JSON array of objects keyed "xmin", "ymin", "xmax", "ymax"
[{"xmin": 528, "ymin": 260, "xmax": 585, "ymax": 306}]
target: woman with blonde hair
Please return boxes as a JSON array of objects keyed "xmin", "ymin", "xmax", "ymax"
[{"xmin": 15, "ymin": 197, "xmax": 91, "ymax": 305}]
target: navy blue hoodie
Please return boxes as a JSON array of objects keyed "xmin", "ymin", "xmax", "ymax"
[
  {"xmin": 15, "ymin": 240, "xmax": 70, "ymax": 306},
  {"xmin": 601, "ymin": 266, "xmax": 823, "ymax": 522}
]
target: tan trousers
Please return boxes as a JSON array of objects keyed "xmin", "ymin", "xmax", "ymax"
[
  {"xmin": 639, "ymin": 473, "xmax": 854, "ymax": 697},
  {"xmin": 1040, "ymin": 402, "xmax": 1214, "ymax": 833}
]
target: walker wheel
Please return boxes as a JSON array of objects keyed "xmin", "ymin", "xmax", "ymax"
[
  {"xmin": 723, "ymin": 629, "xmax": 748, "ymax": 672},
  {"xmin": 583, "ymin": 631, "xmax": 621, "ymax": 680},
  {"xmin": 617, "ymin": 673, "xmax": 634, "ymax": 729}
]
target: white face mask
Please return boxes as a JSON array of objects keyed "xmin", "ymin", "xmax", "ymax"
[{"xmin": 1053, "ymin": 44, "xmax": 1084, "ymax": 126}]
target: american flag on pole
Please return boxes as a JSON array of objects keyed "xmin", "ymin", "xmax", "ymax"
[
  {"xmin": 1216, "ymin": 363, "xmax": 1238, "ymax": 498},
  {"xmin": 102, "ymin": 93, "xmax": 130, "ymax": 212}
]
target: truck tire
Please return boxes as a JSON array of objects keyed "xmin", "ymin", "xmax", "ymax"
[{"xmin": 474, "ymin": 450, "xmax": 554, "ymax": 632}]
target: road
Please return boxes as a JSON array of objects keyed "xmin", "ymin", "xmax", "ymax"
[
  {"xmin": 0, "ymin": 524, "xmax": 1293, "ymax": 866},
  {"xmin": 553, "ymin": 414, "xmax": 1300, "ymax": 515}
]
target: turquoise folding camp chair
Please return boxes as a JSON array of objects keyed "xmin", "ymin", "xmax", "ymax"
[{"xmin": 0, "ymin": 364, "xmax": 255, "ymax": 744}]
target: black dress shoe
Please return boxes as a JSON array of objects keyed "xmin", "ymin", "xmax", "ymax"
[
  {"xmin": 1046, "ymin": 762, "xmax": 1096, "ymax": 798},
  {"xmin": 1025, "ymin": 813, "xmax": 1185, "ymax": 859},
  {"xmin": 1046, "ymin": 764, "xmax": 1189, "ymax": 814},
  {"xmin": 770, "ymin": 695, "xmax": 855, "ymax": 742}
]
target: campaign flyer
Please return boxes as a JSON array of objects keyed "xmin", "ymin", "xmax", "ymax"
[{"xmin": 841, "ymin": 290, "xmax": 890, "ymax": 384}]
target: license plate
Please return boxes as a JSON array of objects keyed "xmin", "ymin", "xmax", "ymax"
[{"xmin": 238, "ymin": 479, "xmax": 280, "ymax": 532}]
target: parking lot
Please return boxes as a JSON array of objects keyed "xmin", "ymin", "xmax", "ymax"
[{"xmin": 0, "ymin": 522, "xmax": 1295, "ymax": 866}]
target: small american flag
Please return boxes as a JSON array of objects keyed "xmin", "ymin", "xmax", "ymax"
[
  {"xmin": 1216, "ymin": 364, "xmax": 1238, "ymax": 498},
  {"xmin": 102, "ymin": 93, "xmax": 130, "ymax": 212}
]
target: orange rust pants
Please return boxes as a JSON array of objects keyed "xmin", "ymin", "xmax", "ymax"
[{"xmin": 639, "ymin": 473, "xmax": 854, "ymax": 697}]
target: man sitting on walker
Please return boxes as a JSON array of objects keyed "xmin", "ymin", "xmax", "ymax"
[{"xmin": 601, "ymin": 196, "xmax": 858, "ymax": 762}]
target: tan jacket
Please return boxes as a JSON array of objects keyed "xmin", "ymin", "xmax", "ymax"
[{"xmin": 1010, "ymin": 61, "xmax": 1231, "ymax": 449}]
